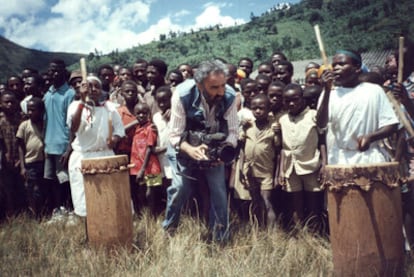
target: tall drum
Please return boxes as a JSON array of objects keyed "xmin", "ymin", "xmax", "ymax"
[
  {"xmin": 81, "ymin": 155, "xmax": 133, "ymax": 250},
  {"xmin": 324, "ymin": 162, "xmax": 404, "ymax": 276}
]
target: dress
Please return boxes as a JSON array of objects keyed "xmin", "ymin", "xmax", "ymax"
[
  {"xmin": 130, "ymin": 121, "xmax": 162, "ymax": 186},
  {"xmin": 153, "ymin": 112, "xmax": 172, "ymax": 179},
  {"xmin": 324, "ymin": 82, "xmax": 399, "ymax": 164},
  {"xmin": 67, "ymin": 100, "xmax": 125, "ymax": 216}
]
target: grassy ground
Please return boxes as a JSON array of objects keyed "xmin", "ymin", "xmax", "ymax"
[{"xmin": 0, "ymin": 211, "xmax": 412, "ymax": 276}]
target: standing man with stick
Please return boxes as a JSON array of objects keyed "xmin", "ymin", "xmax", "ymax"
[{"xmin": 316, "ymin": 49, "xmax": 398, "ymax": 163}]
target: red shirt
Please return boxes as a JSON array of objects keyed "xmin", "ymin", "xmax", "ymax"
[{"xmin": 130, "ymin": 122, "xmax": 161, "ymax": 176}]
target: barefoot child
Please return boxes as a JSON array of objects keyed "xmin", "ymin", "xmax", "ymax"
[
  {"xmin": 16, "ymin": 97, "xmax": 45, "ymax": 218},
  {"xmin": 130, "ymin": 102, "xmax": 162, "ymax": 216},
  {"xmin": 278, "ymin": 83, "xmax": 325, "ymax": 229},
  {"xmin": 239, "ymin": 94, "xmax": 280, "ymax": 227}
]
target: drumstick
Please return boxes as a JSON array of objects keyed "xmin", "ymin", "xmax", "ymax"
[
  {"xmin": 314, "ymin": 25, "xmax": 329, "ymax": 68},
  {"xmin": 397, "ymin": 36, "xmax": 404, "ymax": 83},
  {"xmin": 385, "ymin": 36, "xmax": 414, "ymax": 143},
  {"xmin": 80, "ymin": 58, "xmax": 90, "ymax": 102}
]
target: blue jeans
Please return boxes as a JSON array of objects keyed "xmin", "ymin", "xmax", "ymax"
[{"xmin": 162, "ymin": 145, "xmax": 229, "ymax": 241}]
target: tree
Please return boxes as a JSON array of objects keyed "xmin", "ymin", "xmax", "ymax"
[{"xmin": 159, "ymin": 34, "xmax": 166, "ymax": 41}]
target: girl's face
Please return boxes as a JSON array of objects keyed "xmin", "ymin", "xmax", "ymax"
[
  {"xmin": 155, "ymin": 91, "xmax": 171, "ymax": 113},
  {"xmin": 27, "ymin": 101, "xmax": 43, "ymax": 122},
  {"xmin": 283, "ymin": 88, "xmax": 305, "ymax": 116},
  {"xmin": 134, "ymin": 105, "xmax": 150, "ymax": 125}
]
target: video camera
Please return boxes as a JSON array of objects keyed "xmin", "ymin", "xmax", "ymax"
[{"xmin": 179, "ymin": 128, "xmax": 236, "ymax": 167}]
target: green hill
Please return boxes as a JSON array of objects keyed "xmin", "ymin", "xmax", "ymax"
[
  {"xmin": 0, "ymin": 36, "xmax": 83, "ymax": 83},
  {"xmin": 1, "ymin": 0, "xmax": 413, "ymax": 80}
]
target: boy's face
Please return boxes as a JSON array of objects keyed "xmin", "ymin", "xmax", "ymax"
[
  {"xmin": 256, "ymin": 79, "xmax": 270, "ymax": 95},
  {"xmin": 267, "ymin": 85, "xmax": 283, "ymax": 111},
  {"xmin": 134, "ymin": 105, "xmax": 150, "ymax": 125},
  {"xmin": 119, "ymin": 68, "xmax": 132, "ymax": 81},
  {"xmin": 258, "ymin": 65, "xmax": 273, "ymax": 78},
  {"xmin": 305, "ymin": 72, "xmax": 320, "ymax": 87},
  {"xmin": 133, "ymin": 63, "xmax": 148, "ymax": 84},
  {"xmin": 1, "ymin": 94, "xmax": 18, "ymax": 114},
  {"xmin": 283, "ymin": 88, "xmax": 305, "ymax": 116},
  {"xmin": 24, "ymin": 76, "xmax": 41, "ymax": 97},
  {"xmin": 48, "ymin": 62, "xmax": 66, "ymax": 87},
  {"xmin": 168, "ymin": 72, "xmax": 182, "ymax": 87},
  {"xmin": 70, "ymin": 77, "xmax": 82, "ymax": 97},
  {"xmin": 274, "ymin": 65, "xmax": 292, "ymax": 85},
  {"xmin": 27, "ymin": 101, "xmax": 42, "ymax": 121},
  {"xmin": 155, "ymin": 91, "xmax": 171, "ymax": 113},
  {"xmin": 241, "ymin": 82, "xmax": 258, "ymax": 107},
  {"xmin": 179, "ymin": 65, "xmax": 192, "ymax": 80},
  {"xmin": 238, "ymin": 60, "xmax": 253, "ymax": 77},
  {"xmin": 98, "ymin": 68, "xmax": 115, "ymax": 87},
  {"xmin": 251, "ymin": 97, "xmax": 269, "ymax": 122},
  {"xmin": 121, "ymin": 83, "xmax": 138, "ymax": 105},
  {"xmin": 147, "ymin": 65, "xmax": 163, "ymax": 86}
]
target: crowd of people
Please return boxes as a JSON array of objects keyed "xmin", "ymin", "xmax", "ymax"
[{"xmin": 0, "ymin": 45, "xmax": 414, "ymax": 245}]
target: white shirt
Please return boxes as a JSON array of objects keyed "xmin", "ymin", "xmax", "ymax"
[{"xmin": 324, "ymin": 82, "xmax": 398, "ymax": 164}]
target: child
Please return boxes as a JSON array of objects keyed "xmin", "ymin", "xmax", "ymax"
[
  {"xmin": 130, "ymin": 102, "xmax": 162, "ymax": 216},
  {"xmin": 16, "ymin": 97, "xmax": 45, "ymax": 218},
  {"xmin": 153, "ymin": 86, "xmax": 172, "ymax": 186},
  {"xmin": 239, "ymin": 94, "xmax": 280, "ymax": 227},
  {"xmin": 303, "ymin": 85, "xmax": 323, "ymax": 110},
  {"xmin": 278, "ymin": 83, "xmax": 325, "ymax": 230},
  {"xmin": 267, "ymin": 81, "xmax": 285, "ymax": 120},
  {"xmin": 116, "ymin": 80, "xmax": 140, "ymax": 213},
  {"xmin": 0, "ymin": 91, "xmax": 25, "ymax": 216}
]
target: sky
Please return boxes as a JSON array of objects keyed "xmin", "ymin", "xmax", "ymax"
[{"xmin": 0, "ymin": 0, "xmax": 299, "ymax": 54}]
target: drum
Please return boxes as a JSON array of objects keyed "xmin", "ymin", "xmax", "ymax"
[
  {"xmin": 324, "ymin": 162, "xmax": 404, "ymax": 276},
  {"xmin": 81, "ymin": 155, "xmax": 133, "ymax": 250}
]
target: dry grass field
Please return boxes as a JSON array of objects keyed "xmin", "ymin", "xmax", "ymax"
[{"xmin": 0, "ymin": 210, "xmax": 413, "ymax": 276}]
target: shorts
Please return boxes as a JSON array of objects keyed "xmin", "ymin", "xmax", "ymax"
[
  {"xmin": 44, "ymin": 154, "xmax": 69, "ymax": 184},
  {"xmin": 284, "ymin": 169, "xmax": 321, "ymax": 193},
  {"xmin": 26, "ymin": 161, "xmax": 44, "ymax": 182}
]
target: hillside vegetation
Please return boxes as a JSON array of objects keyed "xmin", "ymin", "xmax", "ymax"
[{"xmin": 1, "ymin": 0, "xmax": 413, "ymax": 80}]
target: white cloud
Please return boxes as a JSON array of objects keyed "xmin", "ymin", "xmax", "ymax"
[
  {"xmin": 195, "ymin": 5, "xmax": 244, "ymax": 29},
  {"xmin": 0, "ymin": 0, "xmax": 245, "ymax": 54},
  {"xmin": 0, "ymin": 0, "xmax": 46, "ymax": 17}
]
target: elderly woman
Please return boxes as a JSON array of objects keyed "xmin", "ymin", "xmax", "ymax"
[{"xmin": 67, "ymin": 76, "xmax": 125, "ymax": 217}]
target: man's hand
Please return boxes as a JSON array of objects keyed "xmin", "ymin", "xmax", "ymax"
[
  {"xmin": 357, "ymin": 135, "xmax": 371, "ymax": 152},
  {"xmin": 185, "ymin": 144, "xmax": 209, "ymax": 161}
]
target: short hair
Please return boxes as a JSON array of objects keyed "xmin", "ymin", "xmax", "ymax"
[
  {"xmin": 358, "ymin": 72, "xmax": 385, "ymax": 86},
  {"xmin": 255, "ymin": 74, "xmax": 272, "ymax": 83},
  {"xmin": 27, "ymin": 74, "xmax": 45, "ymax": 88},
  {"xmin": 258, "ymin": 61, "xmax": 273, "ymax": 69},
  {"xmin": 269, "ymin": 80, "xmax": 286, "ymax": 89},
  {"xmin": 240, "ymin": 78, "xmax": 256, "ymax": 90},
  {"xmin": 27, "ymin": 97, "xmax": 45, "ymax": 112},
  {"xmin": 238, "ymin": 57, "xmax": 254, "ymax": 67},
  {"xmin": 97, "ymin": 64, "xmax": 114, "ymax": 75},
  {"xmin": 155, "ymin": 85, "xmax": 172, "ymax": 98},
  {"xmin": 169, "ymin": 69, "xmax": 184, "ymax": 82},
  {"xmin": 135, "ymin": 58, "xmax": 148, "ymax": 65},
  {"xmin": 121, "ymin": 80, "xmax": 138, "ymax": 89},
  {"xmin": 303, "ymin": 85, "xmax": 323, "ymax": 98},
  {"xmin": 283, "ymin": 83, "xmax": 303, "ymax": 96},
  {"xmin": 49, "ymin": 58, "xmax": 66, "ymax": 68},
  {"xmin": 277, "ymin": 60, "xmax": 294, "ymax": 74},
  {"xmin": 251, "ymin": 93, "xmax": 270, "ymax": 107},
  {"xmin": 271, "ymin": 51, "xmax": 288, "ymax": 61},
  {"xmin": 194, "ymin": 60, "xmax": 228, "ymax": 83},
  {"xmin": 148, "ymin": 59, "xmax": 168, "ymax": 77}
]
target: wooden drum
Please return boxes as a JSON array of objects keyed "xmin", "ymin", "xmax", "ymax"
[
  {"xmin": 81, "ymin": 155, "xmax": 133, "ymax": 250},
  {"xmin": 324, "ymin": 162, "xmax": 404, "ymax": 276}
]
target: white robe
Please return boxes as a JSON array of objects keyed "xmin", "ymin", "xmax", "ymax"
[{"xmin": 324, "ymin": 82, "xmax": 399, "ymax": 165}]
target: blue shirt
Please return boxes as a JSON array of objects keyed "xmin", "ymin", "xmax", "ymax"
[{"xmin": 43, "ymin": 82, "xmax": 75, "ymax": 154}]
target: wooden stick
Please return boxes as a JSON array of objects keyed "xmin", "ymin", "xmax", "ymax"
[
  {"xmin": 397, "ymin": 36, "xmax": 404, "ymax": 83},
  {"xmin": 80, "ymin": 58, "xmax": 90, "ymax": 102},
  {"xmin": 314, "ymin": 25, "xmax": 329, "ymax": 67}
]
